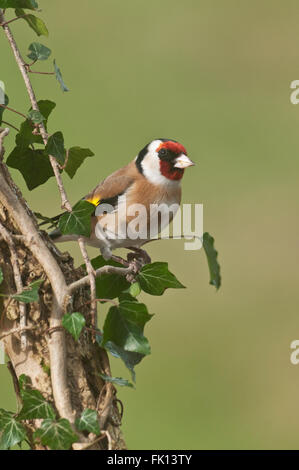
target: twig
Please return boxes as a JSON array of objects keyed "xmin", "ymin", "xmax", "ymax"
[
  {"xmin": 0, "ymin": 325, "xmax": 38, "ymax": 341},
  {"xmin": 78, "ymin": 238, "xmax": 97, "ymax": 337},
  {"xmin": 0, "ymin": 103, "xmax": 27, "ymax": 120},
  {"xmin": 79, "ymin": 298, "xmax": 118, "ymax": 309},
  {"xmin": 1, "ymin": 120, "xmax": 20, "ymax": 133},
  {"xmin": 0, "ymin": 220, "xmax": 27, "ymax": 350},
  {"xmin": 58, "ymin": 148, "xmax": 69, "ymax": 170},
  {"xmin": 75, "ymin": 430, "xmax": 112, "ymax": 451},
  {"xmin": 27, "ymin": 69, "xmax": 55, "ymax": 75},
  {"xmin": 0, "ymin": 297, "xmax": 12, "ymax": 330},
  {"xmin": 0, "ymin": 127, "xmax": 9, "ymax": 159},
  {"xmin": 68, "ymin": 265, "xmax": 132, "ymax": 295},
  {"xmin": 0, "ymin": 13, "xmax": 31, "ymax": 27}
]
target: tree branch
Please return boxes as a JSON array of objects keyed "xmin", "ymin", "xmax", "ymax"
[
  {"xmin": 0, "ymin": 220, "xmax": 27, "ymax": 350},
  {"xmin": 78, "ymin": 237, "xmax": 97, "ymax": 335},
  {"xmin": 0, "ymin": 163, "xmax": 74, "ymax": 422},
  {"xmin": 0, "ymin": 127, "xmax": 9, "ymax": 159},
  {"xmin": 68, "ymin": 264, "xmax": 132, "ymax": 295}
]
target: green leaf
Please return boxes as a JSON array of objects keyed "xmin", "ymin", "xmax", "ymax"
[
  {"xmin": 27, "ymin": 109, "xmax": 45, "ymax": 124},
  {"xmin": 75, "ymin": 409, "xmax": 100, "ymax": 435},
  {"xmin": 45, "ymin": 131, "xmax": 65, "ymax": 164},
  {"xmin": 126, "ymin": 282, "xmax": 141, "ymax": 298},
  {"xmin": 119, "ymin": 300, "xmax": 153, "ymax": 328},
  {"xmin": 102, "ymin": 340, "xmax": 144, "ymax": 383},
  {"xmin": 15, "ymin": 121, "xmax": 43, "ymax": 147},
  {"xmin": 18, "ymin": 374, "xmax": 30, "ymax": 391},
  {"xmin": 53, "ymin": 60, "xmax": 69, "ymax": 92},
  {"xmin": 0, "ymin": 94, "xmax": 9, "ymax": 126},
  {"xmin": 6, "ymin": 147, "xmax": 54, "ymax": 190},
  {"xmin": 118, "ymin": 292, "xmax": 138, "ymax": 302},
  {"xmin": 27, "ymin": 42, "xmax": 51, "ymax": 61},
  {"xmin": 64, "ymin": 147, "xmax": 94, "ymax": 179},
  {"xmin": 35, "ymin": 100, "xmax": 56, "ymax": 122},
  {"xmin": 0, "ymin": 410, "xmax": 27, "ymax": 450},
  {"xmin": 0, "ymin": 267, "xmax": 3, "ymax": 285},
  {"xmin": 137, "ymin": 262, "xmax": 185, "ymax": 296},
  {"xmin": 58, "ymin": 200, "xmax": 95, "ymax": 238},
  {"xmin": 15, "ymin": 9, "xmax": 48, "ymax": 37},
  {"xmin": 102, "ymin": 301, "xmax": 152, "ymax": 356},
  {"xmin": 100, "ymin": 374, "xmax": 134, "ymax": 388},
  {"xmin": 34, "ymin": 418, "xmax": 78, "ymax": 450},
  {"xmin": 15, "ymin": 100, "xmax": 56, "ymax": 148},
  {"xmin": 202, "ymin": 232, "xmax": 221, "ymax": 289},
  {"xmin": 18, "ymin": 389, "xmax": 56, "ymax": 420},
  {"xmin": 90, "ymin": 255, "xmax": 130, "ymax": 300},
  {"xmin": 62, "ymin": 312, "xmax": 85, "ymax": 341},
  {"xmin": 0, "ymin": 0, "xmax": 38, "ymax": 9},
  {"xmin": 12, "ymin": 279, "xmax": 43, "ymax": 303}
]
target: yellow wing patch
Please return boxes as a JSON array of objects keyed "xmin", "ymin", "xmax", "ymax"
[{"xmin": 86, "ymin": 196, "xmax": 101, "ymax": 206}]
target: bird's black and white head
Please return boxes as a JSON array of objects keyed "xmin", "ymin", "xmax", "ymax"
[{"xmin": 135, "ymin": 139, "xmax": 194, "ymax": 185}]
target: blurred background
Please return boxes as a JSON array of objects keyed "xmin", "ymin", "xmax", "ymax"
[{"xmin": 1, "ymin": 0, "xmax": 299, "ymax": 450}]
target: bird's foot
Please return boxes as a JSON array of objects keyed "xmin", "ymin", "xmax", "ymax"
[
  {"xmin": 125, "ymin": 248, "xmax": 150, "ymax": 283},
  {"xmin": 127, "ymin": 247, "xmax": 151, "ymax": 265}
]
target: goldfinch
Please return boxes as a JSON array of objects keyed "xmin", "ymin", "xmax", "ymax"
[{"xmin": 50, "ymin": 139, "xmax": 194, "ymax": 263}]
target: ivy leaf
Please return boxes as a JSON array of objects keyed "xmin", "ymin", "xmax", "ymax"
[
  {"xmin": 119, "ymin": 300, "xmax": 153, "ymax": 327},
  {"xmin": 126, "ymin": 282, "xmax": 141, "ymax": 298},
  {"xmin": 58, "ymin": 200, "xmax": 95, "ymax": 238},
  {"xmin": 102, "ymin": 340, "xmax": 144, "ymax": 383},
  {"xmin": 45, "ymin": 131, "xmax": 65, "ymax": 164},
  {"xmin": 27, "ymin": 42, "xmax": 51, "ymax": 61},
  {"xmin": 137, "ymin": 262, "xmax": 185, "ymax": 296},
  {"xmin": 15, "ymin": 121, "xmax": 43, "ymax": 147},
  {"xmin": 35, "ymin": 100, "xmax": 56, "ymax": 122},
  {"xmin": 0, "ymin": 267, "xmax": 3, "ymax": 285},
  {"xmin": 15, "ymin": 100, "xmax": 56, "ymax": 148},
  {"xmin": 18, "ymin": 389, "xmax": 56, "ymax": 420},
  {"xmin": 53, "ymin": 60, "xmax": 69, "ymax": 92},
  {"xmin": 0, "ymin": 0, "xmax": 38, "ymax": 9},
  {"xmin": 6, "ymin": 147, "xmax": 54, "ymax": 190},
  {"xmin": 62, "ymin": 312, "xmax": 85, "ymax": 341},
  {"xmin": 75, "ymin": 409, "xmax": 100, "ymax": 435},
  {"xmin": 15, "ymin": 9, "xmax": 48, "ymax": 37},
  {"xmin": 18, "ymin": 374, "xmax": 30, "ymax": 391},
  {"xmin": 118, "ymin": 292, "xmax": 138, "ymax": 302},
  {"xmin": 100, "ymin": 374, "xmax": 134, "ymax": 389},
  {"xmin": 0, "ymin": 93, "xmax": 9, "ymax": 126},
  {"xmin": 27, "ymin": 109, "xmax": 45, "ymax": 124},
  {"xmin": 102, "ymin": 301, "xmax": 152, "ymax": 356},
  {"xmin": 34, "ymin": 418, "xmax": 78, "ymax": 450},
  {"xmin": 0, "ymin": 410, "xmax": 27, "ymax": 450},
  {"xmin": 12, "ymin": 279, "xmax": 43, "ymax": 303},
  {"xmin": 89, "ymin": 255, "xmax": 130, "ymax": 300},
  {"xmin": 64, "ymin": 147, "xmax": 94, "ymax": 179},
  {"xmin": 202, "ymin": 232, "xmax": 221, "ymax": 289}
]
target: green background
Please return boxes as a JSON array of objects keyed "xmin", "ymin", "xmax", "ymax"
[{"xmin": 1, "ymin": 0, "xmax": 299, "ymax": 450}]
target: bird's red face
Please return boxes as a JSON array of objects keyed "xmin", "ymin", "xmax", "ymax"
[
  {"xmin": 156, "ymin": 140, "xmax": 194, "ymax": 181},
  {"xmin": 135, "ymin": 139, "xmax": 194, "ymax": 185}
]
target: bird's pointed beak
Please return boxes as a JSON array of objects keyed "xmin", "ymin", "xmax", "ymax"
[{"xmin": 174, "ymin": 154, "xmax": 195, "ymax": 169}]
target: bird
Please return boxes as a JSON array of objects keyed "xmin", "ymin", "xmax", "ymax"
[{"xmin": 49, "ymin": 138, "xmax": 194, "ymax": 266}]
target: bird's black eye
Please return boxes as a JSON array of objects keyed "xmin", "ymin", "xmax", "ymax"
[{"xmin": 159, "ymin": 148, "xmax": 167, "ymax": 157}]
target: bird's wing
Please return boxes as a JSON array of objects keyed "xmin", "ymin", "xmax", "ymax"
[{"xmin": 84, "ymin": 162, "xmax": 137, "ymax": 209}]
